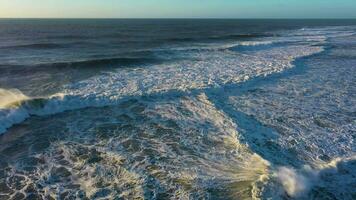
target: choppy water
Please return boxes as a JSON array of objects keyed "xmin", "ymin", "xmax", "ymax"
[{"xmin": 0, "ymin": 19, "xmax": 355, "ymax": 200}]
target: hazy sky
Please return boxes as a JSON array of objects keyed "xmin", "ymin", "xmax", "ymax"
[{"xmin": 1, "ymin": 0, "xmax": 356, "ymax": 19}]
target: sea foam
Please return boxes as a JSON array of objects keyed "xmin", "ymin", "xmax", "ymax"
[
  {"xmin": 1, "ymin": 27, "xmax": 349, "ymax": 135},
  {"xmin": 275, "ymin": 155, "xmax": 356, "ymax": 198}
]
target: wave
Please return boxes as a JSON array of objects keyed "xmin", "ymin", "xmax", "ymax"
[
  {"xmin": 0, "ymin": 88, "xmax": 29, "ymax": 109},
  {"xmin": 40, "ymin": 57, "xmax": 161, "ymax": 69},
  {"xmin": 0, "ymin": 89, "xmax": 30, "ymax": 133},
  {"xmin": 47, "ymin": 32, "xmax": 272, "ymax": 44},
  {"xmin": 46, "ymin": 35, "xmax": 95, "ymax": 40},
  {"xmin": 0, "ymin": 41, "xmax": 111, "ymax": 50},
  {"xmin": 2, "ymin": 26, "xmax": 353, "ymax": 135},
  {"xmin": 209, "ymin": 33, "xmax": 275, "ymax": 40},
  {"xmin": 238, "ymin": 41, "xmax": 274, "ymax": 46},
  {"xmin": 0, "ymin": 44, "xmax": 324, "ymax": 134},
  {"xmin": 164, "ymin": 40, "xmax": 276, "ymax": 52},
  {"xmin": 0, "ymin": 57, "xmax": 162, "ymax": 72},
  {"xmin": 0, "ymin": 91, "xmax": 71, "ymax": 134},
  {"xmin": 274, "ymin": 155, "xmax": 356, "ymax": 199},
  {"xmin": 166, "ymin": 37, "xmax": 198, "ymax": 42},
  {"xmin": 1, "ymin": 43, "xmax": 65, "ymax": 50},
  {"xmin": 164, "ymin": 33, "xmax": 273, "ymax": 43},
  {"xmin": 0, "ymin": 93, "xmax": 271, "ymax": 199}
]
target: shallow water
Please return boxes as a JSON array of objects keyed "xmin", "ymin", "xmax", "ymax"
[{"xmin": 0, "ymin": 20, "xmax": 355, "ymax": 199}]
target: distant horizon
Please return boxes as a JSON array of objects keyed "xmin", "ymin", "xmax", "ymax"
[
  {"xmin": 1, "ymin": 0, "xmax": 356, "ymax": 19},
  {"xmin": 1, "ymin": 17, "xmax": 356, "ymax": 20}
]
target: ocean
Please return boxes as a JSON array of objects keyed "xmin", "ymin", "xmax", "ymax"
[{"xmin": 0, "ymin": 19, "xmax": 355, "ymax": 199}]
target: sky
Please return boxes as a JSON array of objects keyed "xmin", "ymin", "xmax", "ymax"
[{"xmin": 0, "ymin": 0, "xmax": 356, "ymax": 19}]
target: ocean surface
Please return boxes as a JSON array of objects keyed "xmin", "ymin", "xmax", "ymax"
[{"xmin": 0, "ymin": 19, "xmax": 355, "ymax": 200}]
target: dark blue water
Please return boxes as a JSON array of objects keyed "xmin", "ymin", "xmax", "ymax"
[{"xmin": 0, "ymin": 19, "xmax": 355, "ymax": 199}]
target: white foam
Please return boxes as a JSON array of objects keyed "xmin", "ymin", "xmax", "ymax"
[
  {"xmin": 0, "ymin": 88, "xmax": 29, "ymax": 108},
  {"xmin": 275, "ymin": 155, "xmax": 356, "ymax": 198},
  {"xmin": 239, "ymin": 41, "xmax": 274, "ymax": 46},
  {"xmin": 160, "ymin": 40, "xmax": 275, "ymax": 53},
  {"xmin": 276, "ymin": 166, "xmax": 315, "ymax": 197},
  {"xmin": 2, "ymin": 93, "xmax": 272, "ymax": 199},
  {"xmin": 0, "ymin": 88, "xmax": 30, "ymax": 133},
  {"xmin": 2, "ymin": 27, "xmax": 352, "ymax": 135}
]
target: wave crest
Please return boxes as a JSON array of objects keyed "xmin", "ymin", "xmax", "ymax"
[
  {"xmin": 0, "ymin": 88, "xmax": 29, "ymax": 109},
  {"xmin": 274, "ymin": 155, "xmax": 356, "ymax": 199}
]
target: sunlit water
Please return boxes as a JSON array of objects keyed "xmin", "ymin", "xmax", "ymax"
[{"xmin": 0, "ymin": 20, "xmax": 355, "ymax": 199}]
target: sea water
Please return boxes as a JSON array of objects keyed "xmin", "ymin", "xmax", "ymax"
[{"xmin": 0, "ymin": 19, "xmax": 355, "ymax": 199}]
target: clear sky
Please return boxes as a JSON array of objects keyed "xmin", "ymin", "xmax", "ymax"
[{"xmin": 1, "ymin": 0, "xmax": 356, "ymax": 19}]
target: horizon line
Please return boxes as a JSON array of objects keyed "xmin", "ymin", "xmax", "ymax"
[{"xmin": 1, "ymin": 17, "xmax": 356, "ymax": 20}]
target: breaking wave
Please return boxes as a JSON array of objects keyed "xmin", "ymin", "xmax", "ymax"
[
  {"xmin": 0, "ymin": 93, "xmax": 271, "ymax": 199},
  {"xmin": 2, "ymin": 26, "xmax": 352, "ymax": 135},
  {"xmin": 274, "ymin": 155, "xmax": 356, "ymax": 199},
  {"xmin": 1, "ymin": 25, "xmax": 355, "ymax": 199}
]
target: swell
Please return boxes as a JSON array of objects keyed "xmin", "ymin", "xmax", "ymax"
[
  {"xmin": 0, "ymin": 57, "xmax": 161, "ymax": 72},
  {"xmin": 46, "ymin": 35, "xmax": 94, "ymax": 40},
  {"xmin": 0, "ymin": 41, "xmax": 115, "ymax": 50},
  {"xmin": 208, "ymin": 33, "xmax": 275, "ymax": 40},
  {"xmin": 166, "ymin": 33, "xmax": 274, "ymax": 42},
  {"xmin": 45, "ymin": 32, "xmax": 273, "ymax": 43},
  {"xmin": 0, "ymin": 41, "xmax": 276, "ymax": 73},
  {"xmin": 39, "ymin": 57, "xmax": 161, "ymax": 68},
  {"xmin": 0, "ymin": 48, "xmax": 324, "ymax": 134},
  {"xmin": 164, "ymin": 40, "xmax": 275, "ymax": 52},
  {"xmin": 0, "ymin": 43, "xmax": 65, "ymax": 50},
  {"xmin": 2, "ymin": 26, "xmax": 351, "ymax": 135}
]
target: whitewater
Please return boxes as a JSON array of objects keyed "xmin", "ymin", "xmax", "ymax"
[
  {"xmin": 0, "ymin": 21, "xmax": 355, "ymax": 200},
  {"xmin": 0, "ymin": 27, "xmax": 332, "ymax": 134}
]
